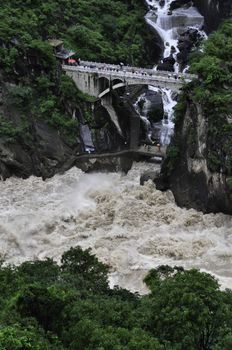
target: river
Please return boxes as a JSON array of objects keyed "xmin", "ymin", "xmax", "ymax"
[{"xmin": 1, "ymin": 163, "xmax": 232, "ymax": 293}]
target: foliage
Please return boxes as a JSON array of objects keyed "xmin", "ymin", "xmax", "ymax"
[
  {"xmin": 144, "ymin": 266, "xmax": 232, "ymax": 350},
  {"xmin": 148, "ymin": 107, "xmax": 163, "ymax": 123},
  {"xmin": 0, "ymin": 247, "xmax": 232, "ymax": 349},
  {"xmin": 188, "ymin": 20, "xmax": 232, "ymax": 174},
  {"xmin": 163, "ymin": 144, "xmax": 180, "ymax": 176},
  {"xmin": 0, "ymin": 0, "xmax": 152, "ymax": 144},
  {"xmin": 226, "ymin": 176, "xmax": 232, "ymax": 191}
]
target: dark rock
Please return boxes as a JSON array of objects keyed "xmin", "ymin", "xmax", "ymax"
[
  {"xmin": 169, "ymin": 0, "xmax": 193, "ymax": 11},
  {"xmin": 177, "ymin": 28, "xmax": 204, "ymax": 69},
  {"xmin": 157, "ymin": 55, "xmax": 175, "ymax": 72},
  {"xmin": 193, "ymin": 0, "xmax": 232, "ymax": 32},
  {"xmin": 158, "ymin": 102, "xmax": 232, "ymax": 214},
  {"xmin": 146, "ymin": 91, "xmax": 164, "ymax": 123},
  {"xmin": 0, "ymin": 139, "xmax": 34, "ymax": 179},
  {"xmin": 140, "ymin": 170, "xmax": 158, "ymax": 185}
]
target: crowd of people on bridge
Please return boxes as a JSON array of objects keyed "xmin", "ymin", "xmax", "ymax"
[{"xmin": 65, "ymin": 58, "xmax": 185, "ymax": 80}]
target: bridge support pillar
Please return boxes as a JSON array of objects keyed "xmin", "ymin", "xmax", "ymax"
[
  {"xmin": 130, "ymin": 115, "xmax": 140, "ymax": 150},
  {"xmin": 101, "ymin": 95, "xmax": 123, "ymax": 135}
]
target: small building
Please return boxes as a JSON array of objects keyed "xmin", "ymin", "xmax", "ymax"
[{"xmin": 48, "ymin": 39, "xmax": 76, "ymax": 63}]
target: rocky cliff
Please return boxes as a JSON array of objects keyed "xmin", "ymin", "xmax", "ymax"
[
  {"xmin": 156, "ymin": 98, "xmax": 232, "ymax": 214},
  {"xmin": 156, "ymin": 17, "xmax": 232, "ymax": 215},
  {"xmin": 194, "ymin": 0, "xmax": 232, "ymax": 31},
  {"xmin": 0, "ymin": 81, "xmax": 127, "ymax": 179}
]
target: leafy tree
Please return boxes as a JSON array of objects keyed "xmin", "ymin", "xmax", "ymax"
[
  {"xmin": 60, "ymin": 246, "xmax": 109, "ymax": 292},
  {"xmin": 144, "ymin": 266, "xmax": 232, "ymax": 350}
]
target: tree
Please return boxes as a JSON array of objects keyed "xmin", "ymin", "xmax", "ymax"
[
  {"xmin": 60, "ymin": 246, "xmax": 109, "ymax": 292},
  {"xmin": 144, "ymin": 266, "xmax": 232, "ymax": 350},
  {"xmin": 0, "ymin": 324, "xmax": 64, "ymax": 350}
]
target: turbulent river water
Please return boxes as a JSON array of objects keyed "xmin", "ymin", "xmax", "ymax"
[{"xmin": 1, "ymin": 163, "xmax": 232, "ymax": 294}]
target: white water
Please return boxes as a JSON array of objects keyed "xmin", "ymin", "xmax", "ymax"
[
  {"xmin": 142, "ymin": 0, "xmax": 206, "ymax": 145},
  {"xmin": 1, "ymin": 164, "xmax": 232, "ymax": 293}
]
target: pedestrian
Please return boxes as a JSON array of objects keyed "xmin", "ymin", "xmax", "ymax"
[{"xmin": 157, "ymin": 143, "xmax": 161, "ymax": 152}]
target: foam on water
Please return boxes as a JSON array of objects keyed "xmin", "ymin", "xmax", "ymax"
[{"xmin": 1, "ymin": 164, "xmax": 232, "ymax": 294}]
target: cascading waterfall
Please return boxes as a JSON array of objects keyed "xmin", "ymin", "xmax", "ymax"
[{"xmin": 138, "ymin": 0, "xmax": 206, "ymax": 146}]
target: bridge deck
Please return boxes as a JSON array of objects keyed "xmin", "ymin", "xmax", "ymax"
[
  {"xmin": 64, "ymin": 60, "xmax": 196, "ymax": 80},
  {"xmin": 63, "ymin": 60, "xmax": 196, "ymax": 86}
]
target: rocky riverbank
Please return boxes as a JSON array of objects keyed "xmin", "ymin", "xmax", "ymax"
[{"xmin": 156, "ymin": 99, "xmax": 232, "ymax": 214}]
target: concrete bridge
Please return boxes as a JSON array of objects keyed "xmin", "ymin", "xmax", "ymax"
[
  {"xmin": 62, "ymin": 60, "xmax": 196, "ymax": 98},
  {"xmin": 62, "ymin": 61, "xmax": 195, "ymax": 159}
]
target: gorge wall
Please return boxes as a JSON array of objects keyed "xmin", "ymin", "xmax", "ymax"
[
  {"xmin": 157, "ymin": 12, "xmax": 232, "ymax": 215},
  {"xmin": 194, "ymin": 0, "xmax": 232, "ymax": 31},
  {"xmin": 157, "ymin": 99, "xmax": 232, "ymax": 214}
]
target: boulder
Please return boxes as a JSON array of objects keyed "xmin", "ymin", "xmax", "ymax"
[{"xmin": 140, "ymin": 170, "xmax": 159, "ymax": 185}]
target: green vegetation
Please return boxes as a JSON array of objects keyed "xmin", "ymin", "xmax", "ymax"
[
  {"xmin": 164, "ymin": 144, "xmax": 180, "ymax": 175},
  {"xmin": 148, "ymin": 107, "xmax": 163, "ymax": 123},
  {"xmin": 188, "ymin": 20, "xmax": 232, "ymax": 174},
  {"xmin": 0, "ymin": 0, "xmax": 153, "ymax": 145},
  {"xmin": 0, "ymin": 247, "xmax": 232, "ymax": 349},
  {"xmin": 226, "ymin": 176, "xmax": 232, "ymax": 191},
  {"xmin": 164, "ymin": 20, "xmax": 232, "ymax": 178}
]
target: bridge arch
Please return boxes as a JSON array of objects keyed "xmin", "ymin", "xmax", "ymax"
[
  {"xmin": 98, "ymin": 77, "xmax": 125, "ymax": 98},
  {"xmin": 98, "ymin": 82, "xmax": 162, "ymax": 99},
  {"xmin": 98, "ymin": 77, "xmax": 110, "ymax": 93}
]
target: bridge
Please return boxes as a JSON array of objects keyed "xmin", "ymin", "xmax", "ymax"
[
  {"xmin": 62, "ymin": 61, "xmax": 195, "ymax": 160},
  {"xmin": 62, "ymin": 60, "xmax": 196, "ymax": 98}
]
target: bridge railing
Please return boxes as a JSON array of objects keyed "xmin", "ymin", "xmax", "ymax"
[
  {"xmin": 74, "ymin": 60, "xmax": 197, "ymax": 80},
  {"xmin": 62, "ymin": 64, "xmax": 195, "ymax": 85}
]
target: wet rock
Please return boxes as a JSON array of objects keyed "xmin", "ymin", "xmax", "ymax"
[
  {"xmin": 140, "ymin": 171, "xmax": 159, "ymax": 185},
  {"xmin": 169, "ymin": 0, "xmax": 193, "ymax": 11},
  {"xmin": 157, "ymin": 55, "xmax": 176, "ymax": 72},
  {"xmin": 177, "ymin": 28, "xmax": 204, "ymax": 68},
  {"xmin": 144, "ymin": 90, "xmax": 164, "ymax": 123}
]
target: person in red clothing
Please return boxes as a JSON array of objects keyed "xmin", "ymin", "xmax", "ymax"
[{"xmin": 68, "ymin": 58, "xmax": 77, "ymax": 65}]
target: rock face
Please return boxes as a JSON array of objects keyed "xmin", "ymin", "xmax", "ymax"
[
  {"xmin": 157, "ymin": 101, "xmax": 232, "ymax": 214},
  {"xmin": 194, "ymin": 0, "xmax": 232, "ymax": 31},
  {"xmin": 0, "ymin": 122, "xmax": 77, "ymax": 180},
  {"xmin": 177, "ymin": 28, "xmax": 204, "ymax": 69}
]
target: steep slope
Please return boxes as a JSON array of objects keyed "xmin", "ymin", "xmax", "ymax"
[
  {"xmin": 0, "ymin": 0, "xmax": 161, "ymax": 179},
  {"xmin": 194, "ymin": 0, "xmax": 232, "ymax": 31},
  {"xmin": 158, "ymin": 20, "xmax": 232, "ymax": 214}
]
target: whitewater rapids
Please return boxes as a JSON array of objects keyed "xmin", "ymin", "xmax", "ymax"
[{"xmin": 1, "ymin": 163, "xmax": 232, "ymax": 293}]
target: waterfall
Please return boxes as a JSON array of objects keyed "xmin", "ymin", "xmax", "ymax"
[{"xmin": 139, "ymin": 0, "xmax": 207, "ymax": 146}]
